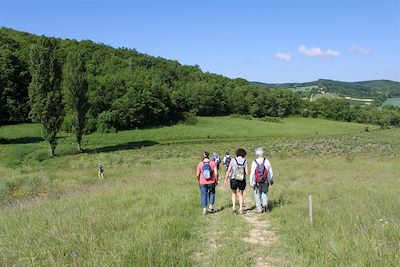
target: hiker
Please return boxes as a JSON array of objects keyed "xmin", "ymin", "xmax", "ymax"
[
  {"xmin": 224, "ymin": 148, "xmax": 249, "ymax": 214},
  {"xmin": 212, "ymin": 152, "xmax": 221, "ymax": 170},
  {"xmin": 250, "ymin": 147, "xmax": 274, "ymax": 213},
  {"xmin": 222, "ymin": 152, "xmax": 232, "ymax": 171},
  {"xmin": 196, "ymin": 151, "xmax": 218, "ymax": 215},
  {"xmin": 98, "ymin": 163, "xmax": 104, "ymax": 179}
]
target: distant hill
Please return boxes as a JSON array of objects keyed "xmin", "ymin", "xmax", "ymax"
[{"xmin": 252, "ymin": 79, "xmax": 400, "ymax": 99}]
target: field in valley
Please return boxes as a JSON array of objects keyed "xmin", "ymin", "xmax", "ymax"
[
  {"xmin": 1, "ymin": 117, "xmax": 399, "ymax": 266},
  {"xmin": 383, "ymin": 97, "xmax": 400, "ymax": 108}
]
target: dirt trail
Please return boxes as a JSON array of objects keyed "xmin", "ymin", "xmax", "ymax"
[
  {"xmin": 242, "ymin": 190, "xmax": 278, "ymax": 267},
  {"xmin": 194, "ymin": 181, "xmax": 280, "ymax": 267}
]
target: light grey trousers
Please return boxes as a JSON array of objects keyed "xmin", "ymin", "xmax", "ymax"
[{"xmin": 253, "ymin": 183, "xmax": 269, "ymax": 210}]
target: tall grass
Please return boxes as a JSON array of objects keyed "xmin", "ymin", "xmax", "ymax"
[
  {"xmin": 1, "ymin": 163, "xmax": 199, "ymax": 266},
  {"xmin": 0, "ymin": 117, "xmax": 399, "ymax": 266},
  {"xmin": 270, "ymin": 157, "xmax": 400, "ymax": 266}
]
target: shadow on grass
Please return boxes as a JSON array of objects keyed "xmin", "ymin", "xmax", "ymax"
[
  {"xmin": 212, "ymin": 204, "xmax": 232, "ymax": 214},
  {"xmin": 241, "ymin": 198, "xmax": 289, "ymax": 213},
  {"xmin": 244, "ymin": 205, "xmax": 256, "ymax": 212},
  {"xmin": 0, "ymin": 137, "xmax": 45, "ymax": 145},
  {"xmin": 267, "ymin": 198, "xmax": 290, "ymax": 212},
  {"xmin": 85, "ymin": 140, "xmax": 159, "ymax": 154}
]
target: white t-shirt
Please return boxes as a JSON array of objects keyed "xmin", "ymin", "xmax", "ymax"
[{"xmin": 249, "ymin": 157, "xmax": 273, "ymax": 186}]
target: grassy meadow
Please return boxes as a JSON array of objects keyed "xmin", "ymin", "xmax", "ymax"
[
  {"xmin": 383, "ymin": 97, "xmax": 400, "ymax": 108},
  {"xmin": 1, "ymin": 117, "xmax": 399, "ymax": 266}
]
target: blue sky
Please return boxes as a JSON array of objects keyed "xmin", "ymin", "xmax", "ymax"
[{"xmin": 1, "ymin": 0, "xmax": 399, "ymax": 83}]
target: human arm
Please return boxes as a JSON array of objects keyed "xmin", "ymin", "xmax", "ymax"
[
  {"xmin": 196, "ymin": 163, "xmax": 201, "ymax": 181},
  {"xmin": 249, "ymin": 161, "xmax": 256, "ymax": 188},
  {"xmin": 224, "ymin": 161, "xmax": 232, "ymax": 184},
  {"xmin": 213, "ymin": 163, "xmax": 218, "ymax": 181},
  {"xmin": 265, "ymin": 159, "xmax": 274, "ymax": 185}
]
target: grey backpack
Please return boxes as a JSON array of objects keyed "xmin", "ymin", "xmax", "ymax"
[{"xmin": 234, "ymin": 158, "xmax": 246, "ymax": 181}]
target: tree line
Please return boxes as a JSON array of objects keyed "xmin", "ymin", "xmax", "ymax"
[{"xmin": 1, "ymin": 28, "xmax": 400, "ymax": 156}]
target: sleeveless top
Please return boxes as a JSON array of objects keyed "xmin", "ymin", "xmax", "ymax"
[{"xmin": 230, "ymin": 156, "xmax": 246, "ymax": 180}]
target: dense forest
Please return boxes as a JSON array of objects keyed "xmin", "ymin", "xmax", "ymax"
[{"xmin": 1, "ymin": 27, "xmax": 400, "ymax": 134}]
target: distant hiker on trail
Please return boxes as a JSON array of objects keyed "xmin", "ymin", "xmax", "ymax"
[
  {"xmin": 98, "ymin": 163, "xmax": 104, "ymax": 179},
  {"xmin": 224, "ymin": 148, "xmax": 249, "ymax": 214},
  {"xmin": 212, "ymin": 152, "xmax": 221, "ymax": 170},
  {"xmin": 222, "ymin": 152, "xmax": 231, "ymax": 171},
  {"xmin": 196, "ymin": 151, "xmax": 218, "ymax": 215},
  {"xmin": 250, "ymin": 147, "xmax": 274, "ymax": 213}
]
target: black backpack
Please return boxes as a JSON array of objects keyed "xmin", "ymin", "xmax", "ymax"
[{"xmin": 224, "ymin": 156, "xmax": 231, "ymax": 168}]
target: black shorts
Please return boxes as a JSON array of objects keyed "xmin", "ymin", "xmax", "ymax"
[{"xmin": 230, "ymin": 179, "xmax": 246, "ymax": 191}]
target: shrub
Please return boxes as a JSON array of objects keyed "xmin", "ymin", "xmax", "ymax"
[
  {"xmin": 97, "ymin": 111, "xmax": 117, "ymax": 133},
  {"xmin": 259, "ymin": 116, "xmax": 283, "ymax": 123},
  {"xmin": 230, "ymin": 114, "xmax": 254, "ymax": 120},
  {"xmin": 181, "ymin": 112, "xmax": 198, "ymax": 125}
]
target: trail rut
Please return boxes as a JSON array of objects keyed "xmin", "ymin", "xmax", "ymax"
[{"xmin": 242, "ymin": 191, "xmax": 278, "ymax": 267}]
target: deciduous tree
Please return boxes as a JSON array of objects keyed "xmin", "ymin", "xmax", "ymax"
[
  {"xmin": 64, "ymin": 48, "xmax": 89, "ymax": 151},
  {"xmin": 29, "ymin": 37, "xmax": 64, "ymax": 156}
]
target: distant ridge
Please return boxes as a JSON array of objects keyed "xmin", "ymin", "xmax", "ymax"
[{"xmin": 251, "ymin": 79, "xmax": 400, "ymax": 98}]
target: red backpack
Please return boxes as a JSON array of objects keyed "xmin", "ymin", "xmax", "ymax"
[{"xmin": 254, "ymin": 159, "xmax": 268, "ymax": 184}]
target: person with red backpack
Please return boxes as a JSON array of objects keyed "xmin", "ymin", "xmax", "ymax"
[
  {"xmin": 250, "ymin": 147, "xmax": 274, "ymax": 213},
  {"xmin": 196, "ymin": 151, "xmax": 218, "ymax": 215}
]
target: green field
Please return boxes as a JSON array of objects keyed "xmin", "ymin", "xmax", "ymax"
[
  {"xmin": 1, "ymin": 117, "xmax": 399, "ymax": 266},
  {"xmin": 289, "ymin": 85, "xmax": 318, "ymax": 92},
  {"xmin": 310, "ymin": 93, "xmax": 340, "ymax": 101},
  {"xmin": 383, "ymin": 97, "xmax": 400, "ymax": 107}
]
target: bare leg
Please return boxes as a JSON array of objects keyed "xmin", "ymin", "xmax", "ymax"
[
  {"xmin": 231, "ymin": 190, "xmax": 237, "ymax": 211},
  {"xmin": 238, "ymin": 190, "xmax": 244, "ymax": 212}
]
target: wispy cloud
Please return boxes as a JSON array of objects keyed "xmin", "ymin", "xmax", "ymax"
[
  {"xmin": 298, "ymin": 45, "xmax": 323, "ymax": 57},
  {"xmin": 298, "ymin": 45, "xmax": 340, "ymax": 57},
  {"xmin": 275, "ymin": 52, "xmax": 292, "ymax": 62},
  {"xmin": 325, "ymin": 49, "xmax": 341, "ymax": 57},
  {"xmin": 348, "ymin": 45, "xmax": 373, "ymax": 55}
]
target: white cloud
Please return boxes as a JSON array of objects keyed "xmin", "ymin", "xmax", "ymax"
[
  {"xmin": 348, "ymin": 45, "xmax": 373, "ymax": 55},
  {"xmin": 298, "ymin": 45, "xmax": 324, "ymax": 57},
  {"xmin": 325, "ymin": 49, "xmax": 341, "ymax": 57},
  {"xmin": 298, "ymin": 45, "xmax": 340, "ymax": 58},
  {"xmin": 275, "ymin": 52, "xmax": 292, "ymax": 61}
]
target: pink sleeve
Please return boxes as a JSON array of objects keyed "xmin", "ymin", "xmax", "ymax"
[{"xmin": 197, "ymin": 162, "xmax": 202, "ymax": 172}]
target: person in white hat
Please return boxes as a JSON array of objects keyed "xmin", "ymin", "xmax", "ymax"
[
  {"xmin": 98, "ymin": 163, "xmax": 104, "ymax": 179},
  {"xmin": 250, "ymin": 147, "xmax": 274, "ymax": 213}
]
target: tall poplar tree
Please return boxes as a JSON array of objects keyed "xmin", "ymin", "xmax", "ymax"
[
  {"xmin": 29, "ymin": 37, "xmax": 64, "ymax": 157},
  {"xmin": 63, "ymin": 48, "xmax": 89, "ymax": 151}
]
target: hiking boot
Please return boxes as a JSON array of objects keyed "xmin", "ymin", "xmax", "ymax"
[
  {"xmin": 232, "ymin": 206, "xmax": 237, "ymax": 213},
  {"xmin": 256, "ymin": 208, "xmax": 262, "ymax": 214},
  {"xmin": 202, "ymin": 208, "xmax": 207, "ymax": 215},
  {"xmin": 239, "ymin": 208, "xmax": 244, "ymax": 214},
  {"xmin": 208, "ymin": 208, "xmax": 215, "ymax": 213},
  {"xmin": 263, "ymin": 206, "xmax": 268, "ymax": 213}
]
